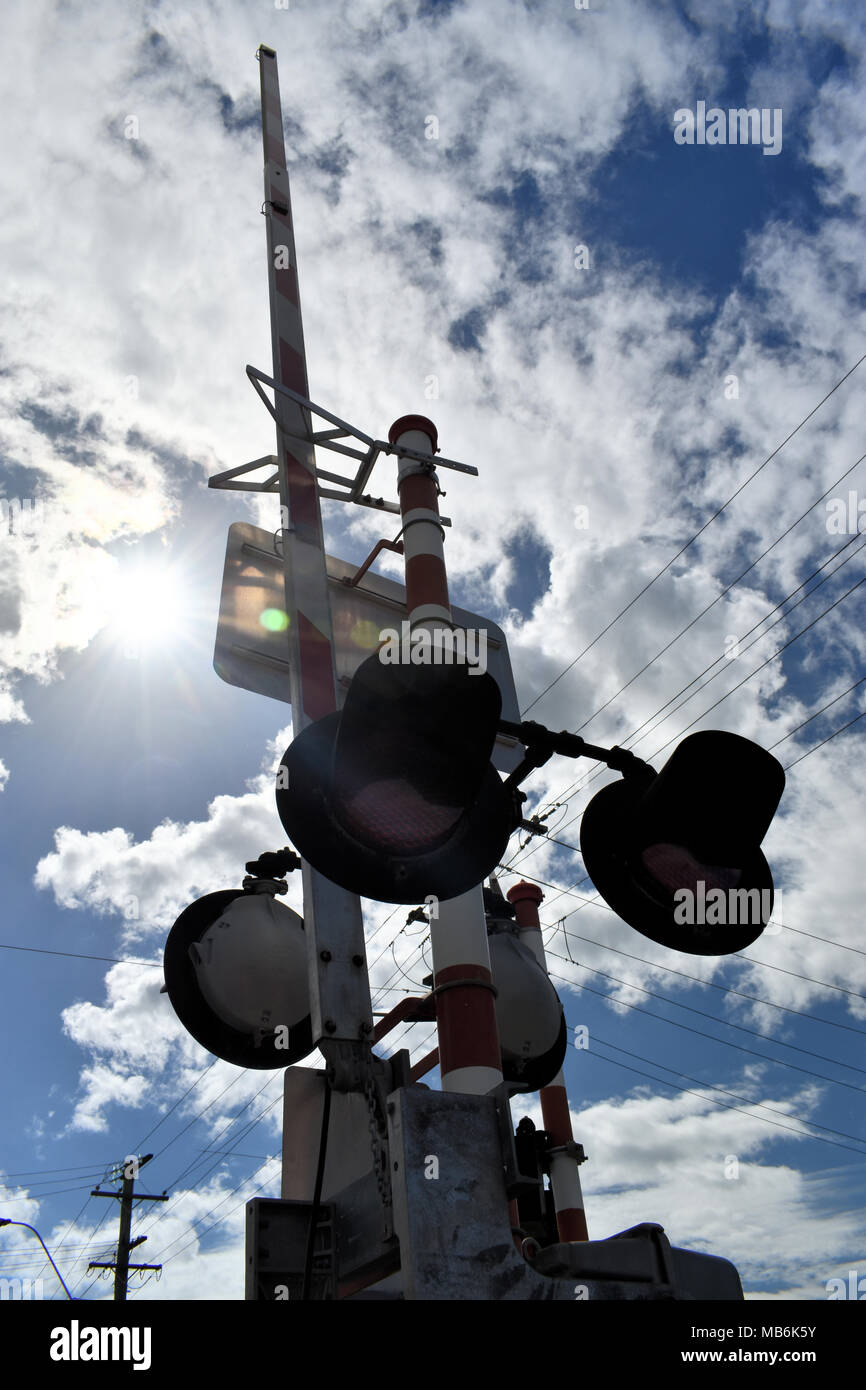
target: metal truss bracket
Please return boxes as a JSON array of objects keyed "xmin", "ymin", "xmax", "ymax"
[
  {"xmin": 208, "ymin": 454, "xmax": 281, "ymax": 493},
  {"xmin": 244, "ymin": 363, "xmax": 477, "ymax": 476},
  {"xmin": 207, "ymin": 370, "xmax": 463, "ymax": 524}
]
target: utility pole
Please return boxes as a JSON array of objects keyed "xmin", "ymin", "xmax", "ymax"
[{"xmin": 88, "ymin": 1155, "xmax": 168, "ymax": 1301}]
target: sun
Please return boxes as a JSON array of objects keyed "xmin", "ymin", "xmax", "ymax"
[{"xmin": 104, "ymin": 560, "xmax": 188, "ymax": 649}]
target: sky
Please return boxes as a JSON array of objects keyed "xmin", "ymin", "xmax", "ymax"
[{"xmin": 1, "ymin": 0, "xmax": 865, "ymax": 1303}]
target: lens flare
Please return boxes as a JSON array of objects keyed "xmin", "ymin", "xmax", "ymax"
[
  {"xmin": 260, "ymin": 608, "xmax": 290, "ymax": 632},
  {"xmin": 350, "ymin": 619, "xmax": 381, "ymax": 650}
]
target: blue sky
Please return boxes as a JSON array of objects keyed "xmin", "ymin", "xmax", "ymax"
[{"xmin": 1, "ymin": 0, "xmax": 865, "ymax": 1301}]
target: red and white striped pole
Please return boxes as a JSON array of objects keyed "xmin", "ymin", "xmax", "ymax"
[
  {"xmin": 390, "ymin": 416, "xmax": 503, "ymax": 1096},
  {"xmin": 259, "ymin": 47, "xmax": 372, "ymax": 1059},
  {"xmin": 507, "ymin": 881, "xmax": 589, "ymax": 1242}
]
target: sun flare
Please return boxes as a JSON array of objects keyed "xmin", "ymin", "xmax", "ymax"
[{"xmin": 104, "ymin": 561, "xmax": 187, "ymax": 648}]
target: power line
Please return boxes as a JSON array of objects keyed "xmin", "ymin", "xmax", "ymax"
[
  {"xmin": 131, "ymin": 1059, "xmax": 221, "ymax": 1153},
  {"xmin": 149, "ymin": 1071, "xmax": 248, "ymax": 1163},
  {"xmin": 643, "ymin": 572, "xmax": 866, "ymax": 764},
  {"xmin": 0, "ymin": 1163, "xmax": 119, "ymax": 1180},
  {"xmin": 521, "ymin": 873, "xmax": 866, "ymax": 1033},
  {"xmin": 521, "ymin": 349, "xmax": 866, "ymax": 716},
  {"xmin": 152, "ymin": 1156, "xmax": 280, "ymax": 1280},
  {"xmin": 628, "ymin": 540, "xmax": 866, "ymax": 761},
  {"xmin": 35, "ymin": 1191, "xmax": 98, "ymax": 1294},
  {"xmin": 507, "ymin": 545, "xmax": 866, "ymax": 876},
  {"xmin": 784, "ymin": 708, "xmax": 866, "ymax": 771},
  {"xmin": 591, "ymin": 1033, "xmax": 866, "ymax": 1149},
  {"xmin": 548, "ymin": 943, "xmax": 866, "ymax": 1074},
  {"xmin": 549, "ymin": 966, "xmax": 866, "ymax": 1095},
  {"xmin": 166, "ymin": 1075, "xmax": 281, "ymax": 1192},
  {"xmin": 572, "ymin": 451, "xmax": 866, "ymax": 735},
  {"xmin": 518, "ymin": 520, "xmax": 866, "ymax": 846},
  {"xmin": 581, "ymin": 1036, "xmax": 866, "ymax": 1159},
  {"xmin": 544, "ymin": 917, "xmax": 866, "ymax": 1029},
  {"xmin": 517, "ymin": 856, "xmax": 866, "ymax": 956},
  {"xmin": 0, "ymin": 942, "xmax": 160, "ymax": 968},
  {"xmin": 134, "ymin": 1081, "xmax": 285, "ymax": 1247},
  {"xmin": 508, "ymin": 861, "xmax": 866, "ymax": 959},
  {"xmin": 0, "ymin": 1171, "xmax": 105, "ymax": 1192},
  {"xmin": 519, "ymin": 869, "xmax": 866, "ymax": 1005},
  {"xmin": 768, "ymin": 675, "xmax": 866, "ymax": 751},
  {"xmin": 0, "ymin": 1183, "xmax": 97, "ymax": 1203},
  {"xmin": 547, "ymin": 949, "xmax": 866, "ymax": 1083},
  {"xmin": 149, "ymin": 1106, "xmax": 284, "ymax": 1265},
  {"xmin": 631, "ymin": 541, "xmax": 866, "ymax": 756}
]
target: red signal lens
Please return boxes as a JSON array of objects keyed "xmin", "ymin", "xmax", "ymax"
[
  {"xmin": 639, "ymin": 843, "xmax": 742, "ymax": 899},
  {"xmin": 339, "ymin": 778, "xmax": 462, "ymax": 853}
]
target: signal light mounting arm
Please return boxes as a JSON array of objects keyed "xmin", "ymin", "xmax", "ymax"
[{"xmin": 498, "ymin": 719, "xmax": 654, "ymax": 791}]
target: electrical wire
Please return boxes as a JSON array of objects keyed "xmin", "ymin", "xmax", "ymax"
[
  {"xmin": 0, "ymin": 942, "xmax": 160, "ymax": 967},
  {"xmin": 499, "ymin": 861, "xmax": 866, "ymax": 1038},
  {"xmin": 518, "ymin": 521, "xmax": 866, "ymax": 848},
  {"xmin": 507, "ymin": 867, "xmax": 866, "ymax": 1006},
  {"xmin": 784, "ymin": 709, "xmax": 866, "ymax": 770},
  {"xmin": 546, "ymin": 942, "xmax": 866, "ymax": 1073},
  {"xmin": 589, "ymin": 1032, "xmax": 866, "ymax": 1148},
  {"xmin": 506, "ymin": 543, "xmax": 866, "ymax": 876},
  {"xmin": 572, "ymin": 451, "xmax": 866, "ymax": 735},
  {"xmin": 131, "ymin": 1059, "xmax": 221, "ymax": 1153},
  {"xmin": 134, "ymin": 1080, "xmax": 283, "ymax": 1247},
  {"xmin": 522, "ymin": 349, "xmax": 866, "ymax": 716},
  {"xmin": 506, "ymin": 861, "xmax": 866, "ymax": 959},
  {"xmin": 580, "ymin": 1036, "xmax": 866, "ymax": 1159},
  {"xmin": 767, "ymin": 675, "xmax": 866, "ymax": 751},
  {"xmin": 547, "ymin": 957, "xmax": 866, "ymax": 1093}
]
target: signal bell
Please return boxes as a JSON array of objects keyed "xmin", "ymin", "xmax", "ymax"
[
  {"xmin": 485, "ymin": 893, "xmax": 567, "ymax": 1091},
  {"xmin": 276, "ymin": 652, "xmax": 519, "ymax": 903},
  {"xmin": 163, "ymin": 889, "xmax": 314, "ymax": 1068},
  {"xmin": 579, "ymin": 731, "xmax": 785, "ymax": 956}
]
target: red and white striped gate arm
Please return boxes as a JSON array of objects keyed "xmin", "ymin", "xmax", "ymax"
[
  {"xmin": 507, "ymin": 881, "xmax": 589, "ymax": 1242},
  {"xmin": 258, "ymin": 45, "xmax": 338, "ymax": 727},
  {"xmin": 390, "ymin": 417, "xmax": 504, "ymax": 1096},
  {"xmin": 258, "ymin": 47, "xmax": 372, "ymax": 1051}
]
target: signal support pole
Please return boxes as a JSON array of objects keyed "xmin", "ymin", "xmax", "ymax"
[
  {"xmin": 390, "ymin": 416, "xmax": 503, "ymax": 1096},
  {"xmin": 507, "ymin": 882, "xmax": 588, "ymax": 1241}
]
